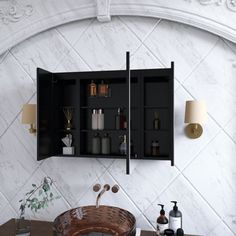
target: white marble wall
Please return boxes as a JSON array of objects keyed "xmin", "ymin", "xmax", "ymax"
[{"xmin": 0, "ymin": 17, "xmax": 236, "ymax": 236}]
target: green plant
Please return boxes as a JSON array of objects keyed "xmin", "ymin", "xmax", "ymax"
[{"xmin": 19, "ymin": 176, "xmax": 60, "ymax": 218}]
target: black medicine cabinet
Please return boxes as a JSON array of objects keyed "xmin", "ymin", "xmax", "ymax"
[{"xmin": 37, "ymin": 52, "xmax": 174, "ymax": 174}]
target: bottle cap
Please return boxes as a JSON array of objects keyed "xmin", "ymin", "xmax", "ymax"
[
  {"xmin": 118, "ymin": 108, "xmax": 121, "ymax": 114},
  {"xmin": 164, "ymin": 229, "xmax": 174, "ymax": 236},
  {"xmin": 98, "ymin": 108, "xmax": 103, "ymax": 114},
  {"xmin": 123, "ymin": 135, "xmax": 127, "ymax": 143},
  {"xmin": 158, "ymin": 204, "xmax": 165, "ymax": 215},
  {"xmin": 92, "ymin": 109, "xmax": 97, "ymax": 114},
  {"xmin": 171, "ymin": 201, "xmax": 178, "ymax": 211},
  {"xmin": 176, "ymin": 228, "xmax": 184, "ymax": 236}
]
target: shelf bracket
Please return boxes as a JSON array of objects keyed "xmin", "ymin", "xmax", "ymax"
[{"xmin": 96, "ymin": 0, "xmax": 111, "ymax": 22}]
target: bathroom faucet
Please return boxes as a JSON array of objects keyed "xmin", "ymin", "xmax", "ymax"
[
  {"xmin": 95, "ymin": 184, "xmax": 110, "ymax": 208},
  {"xmin": 93, "ymin": 184, "xmax": 120, "ymax": 208}
]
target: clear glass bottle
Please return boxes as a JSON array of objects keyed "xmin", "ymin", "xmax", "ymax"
[
  {"xmin": 115, "ymin": 108, "xmax": 126, "ymax": 130},
  {"xmin": 151, "ymin": 140, "xmax": 160, "ymax": 156},
  {"xmin": 119, "ymin": 135, "xmax": 127, "ymax": 155},
  {"xmin": 153, "ymin": 111, "xmax": 160, "ymax": 130},
  {"xmin": 98, "ymin": 80, "xmax": 109, "ymax": 97}
]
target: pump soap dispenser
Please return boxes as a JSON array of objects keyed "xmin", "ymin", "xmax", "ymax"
[
  {"xmin": 157, "ymin": 204, "xmax": 168, "ymax": 235},
  {"xmin": 169, "ymin": 201, "xmax": 182, "ymax": 234}
]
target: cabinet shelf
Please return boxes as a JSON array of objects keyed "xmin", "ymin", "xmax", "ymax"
[
  {"xmin": 58, "ymin": 129, "xmax": 77, "ymax": 132},
  {"xmin": 81, "ymin": 129, "xmax": 128, "ymax": 132},
  {"xmin": 144, "ymin": 106, "xmax": 168, "ymax": 109},
  {"xmin": 144, "ymin": 129, "xmax": 168, "ymax": 132},
  {"xmin": 80, "ymin": 154, "xmax": 126, "ymax": 159},
  {"xmin": 142, "ymin": 155, "xmax": 170, "ymax": 160},
  {"xmin": 80, "ymin": 106, "xmax": 126, "ymax": 110},
  {"xmin": 56, "ymin": 154, "xmax": 77, "ymax": 157}
]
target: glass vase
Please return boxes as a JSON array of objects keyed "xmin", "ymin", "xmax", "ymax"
[{"xmin": 15, "ymin": 217, "xmax": 31, "ymax": 236}]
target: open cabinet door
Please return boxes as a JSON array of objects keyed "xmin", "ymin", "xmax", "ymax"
[{"xmin": 37, "ymin": 68, "xmax": 54, "ymax": 160}]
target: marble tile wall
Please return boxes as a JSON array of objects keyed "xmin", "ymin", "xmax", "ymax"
[{"xmin": 0, "ymin": 17, "xmax": 235, "ymax": 236}]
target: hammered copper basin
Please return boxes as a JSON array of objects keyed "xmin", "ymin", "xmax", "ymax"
[{"xmin": 53, "ymin": 205, "xmax": 136, "ymax": 236}]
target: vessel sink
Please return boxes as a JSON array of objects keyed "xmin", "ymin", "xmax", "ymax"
[{"xmin": 53, "ymin": 205, "xmax": 136, "ymax": 236}]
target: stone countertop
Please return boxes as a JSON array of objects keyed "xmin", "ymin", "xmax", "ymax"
[{"xmin": 0, "ymin": 219, "xmax": 201, "ymax": 236}]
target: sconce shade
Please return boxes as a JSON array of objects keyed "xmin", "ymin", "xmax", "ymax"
[
  {"xmin": 22, "ymin": 104, "xmax": 36, "ymax": 124},
  {"xmin": 185, "ymin": 100, "xmax": 207, "ymax": 124}
]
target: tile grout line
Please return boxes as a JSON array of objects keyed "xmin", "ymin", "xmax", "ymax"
[
  {"xmin": 7, "ymin": 162, "xmax": 44, "ymax": 210},
  {"xmin": 141, "ymin": 42, "xmax": 182, "ymax": 85},
  {"xmin": 9, "ymin": 50, "xmax": 35, "ymax": 84},
  {"xmin": 118, "ymin": 16, "xmax": 162, "ymax": 44},
  {"xmin": 0, "ymin": 50, "xmax": 10, "ymax": 64},
  {"xmin": 176, "ymin": 120, "xmax": 222, "ymax": 172},
  {"xmin": 9, "ymin": 94, "xmax": 38, "ymax": 161},
  {"xmin": 180, "ymin": 37, "xmax": 220, "ymax": 84},
  {"xmin": 223, "ymin": 38, "xmax": 236, "ymax": 54},
  {"xmin": 57, "ymin": 18, "xmax": 95, "ymax": 48},
  {"xmin": 0, "ymin": 92, "xmax": 36, "ymax": 139},
  {"xmin": 55, "ymin": 20, "xmax": 95, "ymax": 71},
  {"xmin": 67, "ymin": 158, "xmax": 113, "ymax": 206},
  {"xmin": 0, "ymin": 112, "xmax": 9, "ymax": 137},
  {"xmin": 180, "ymin": 81, "xmax": 236, "ymax": 146},
  {"xmin": 141, "ymin": 169, "xmax": 182, "ymax": 214},
  {"xmin": 39, "ymin": 164, "xmax": 73, "ymax": 209},
  {"xmin": 105, "ymin": 168, "xmax": 155, "ymax": 230},
  {"xmin": 0, "ymin": 191, "xmax": 17, "ymax": 215},
  {"xmin": 180, "ymin": 171, "xmax": 236, "ymax": 235}
]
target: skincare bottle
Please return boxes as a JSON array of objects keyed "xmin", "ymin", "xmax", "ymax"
[
  {"xmin": 92, "ymin": 109, "xmax": 98, "ymax": 130},
  {"xmin": 169, "ymin": 201, "xmax": 182, "ymax": 234},
  {"xmin": 89, "ymin": 80, "xmax": 97, "ymax": 97},
  {"xmin": 115, "ymin": 108, "xmax": 126, "ymax": 130},
  {"xmin": 153, "ymin": 112, "xmax": 160, "ymax": 130},
  {"xmin": 101, "ymin": 133, "xmax": 111, "ymax": 155},
  {"xmin": 119, "ymin": 135, "xmax": 127, "ymax": 155},
  {"xmin": 151, "ymin": 140, "xmax": 160, "ymax": 156},
  {"xmin": 115, "ymin": 108, "xmax": 120, "ymax": 130},
  {"xmin": 97, "ymin": 108, "xmax": 104, "ymax": 130},
  {"xmin": 92, "ymin": 133, "xmax": 101, "ymax": 154},
  {"xmin": 157, "ymin": 204, "xmax": 169, "ymax": 235}
]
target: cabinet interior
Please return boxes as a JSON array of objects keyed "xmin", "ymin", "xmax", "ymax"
[{"xmin": 37, "ymin": 65, "xmax": 174, "ymax": 167}]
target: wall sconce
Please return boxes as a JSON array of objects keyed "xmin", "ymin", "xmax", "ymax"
[
  {"xmin": 22, "ymin": 104, "xmax": 36, "ymax": 134},
  {"xmin": 184, "ymin": 100, "xmax": 207, "ymax": 139}
]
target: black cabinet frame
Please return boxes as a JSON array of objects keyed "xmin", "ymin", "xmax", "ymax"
[{"xmin": 37, "ymin": 52, "xmax": 174, "ymax": 174}]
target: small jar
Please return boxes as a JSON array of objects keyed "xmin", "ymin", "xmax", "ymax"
[{"xmin": 98, "ymin": 80, "xmax": 109, "ymax": 97}]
